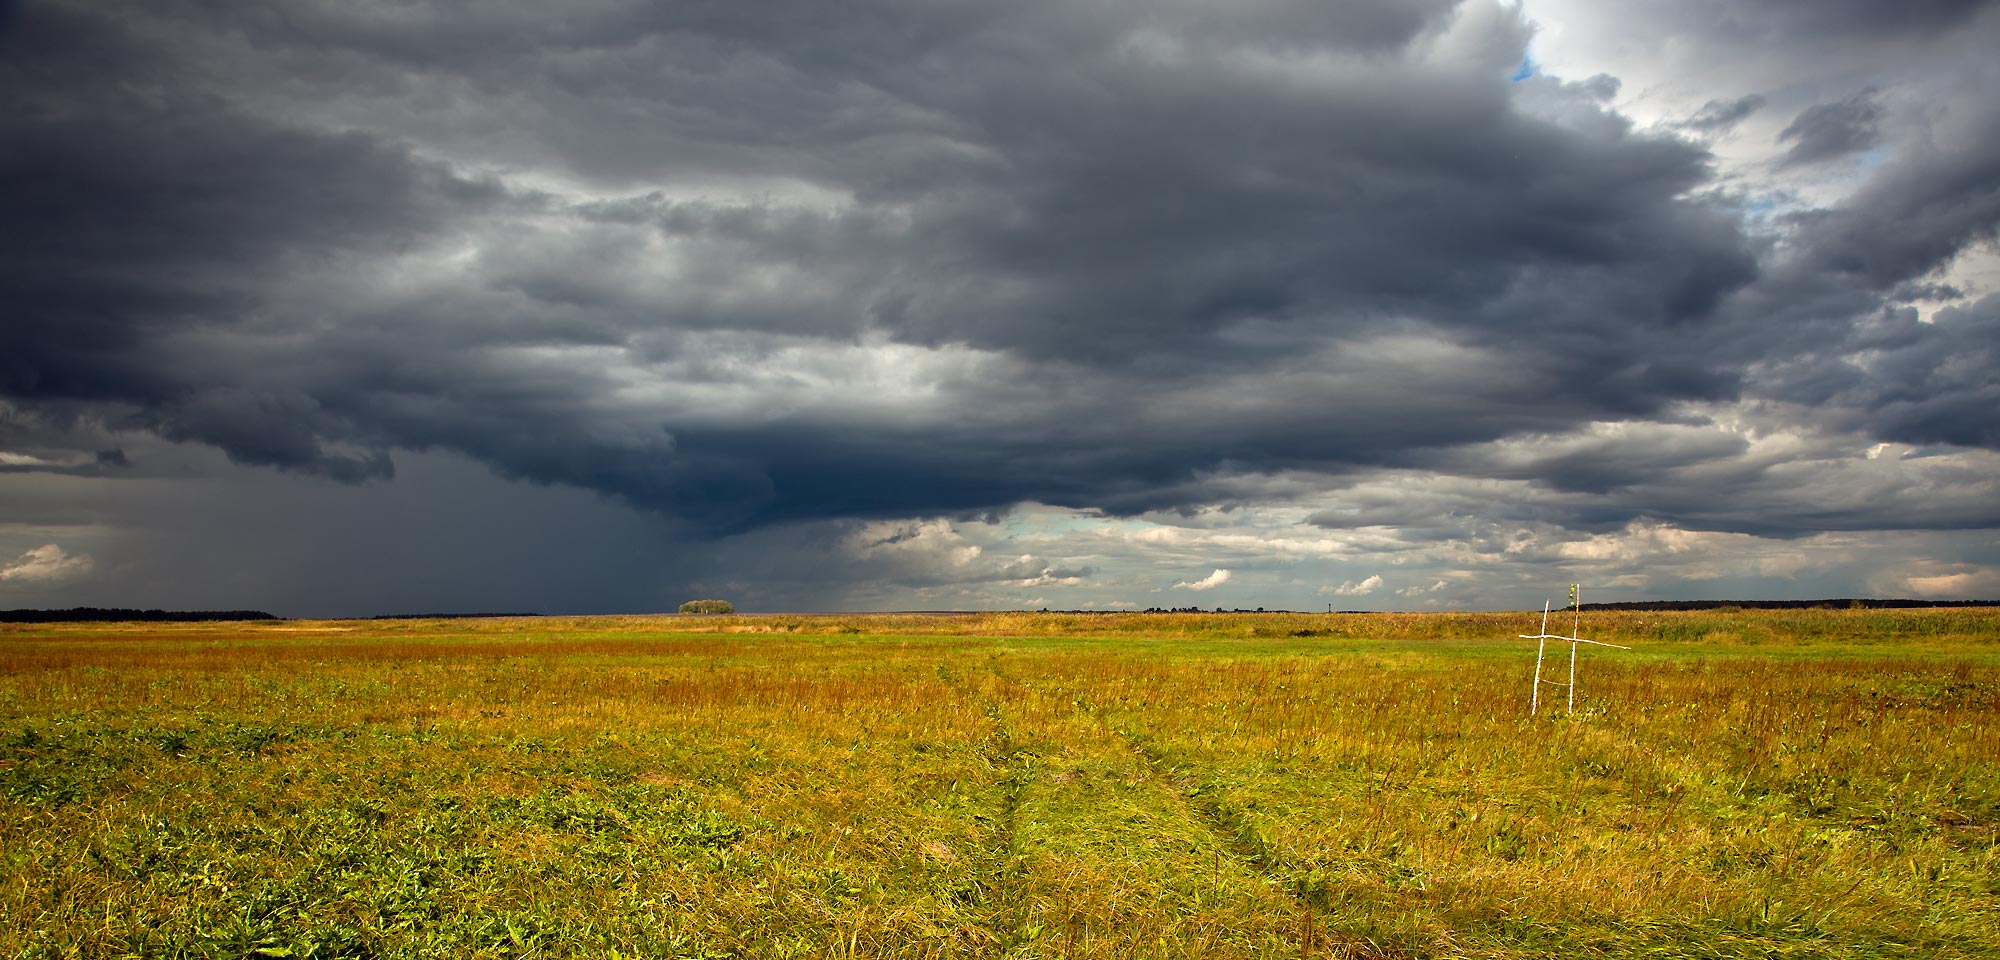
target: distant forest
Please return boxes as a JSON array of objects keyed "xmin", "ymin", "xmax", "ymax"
[
  {"xmin": 1105, "ymin": 600, "xmax": 1997, "ymax": 614},
  {"xmin": 3, "ymin": 600, "xmax": 1993, "ymax": 624},
  {"xmin": 0, "ymin": 608, "xmax": 279, "ymax": 623},
  {"xmin": 368, "ymin": 613, "xmax": 542, "ymax": 620},
  {"xmin": 1575, "ymin": 599, "xmax": 1994, "ymax": 611}
]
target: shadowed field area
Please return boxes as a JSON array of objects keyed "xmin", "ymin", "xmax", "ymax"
[{"xmin": 3, "ymin": 609, "xmax": 1997, "ymax": 958}]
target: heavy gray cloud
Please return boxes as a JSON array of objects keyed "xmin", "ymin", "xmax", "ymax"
[
  {"xmin": 2, "ymin": 0, "xmax": 1997, "ymax": 611},
  {"xmin": 1778, "ymin": 89, "xmax": 1884, "ymax": 167},
  {"xmin": 1664, "ymin": 0, "xmax": 1991, "ymax": 40}
]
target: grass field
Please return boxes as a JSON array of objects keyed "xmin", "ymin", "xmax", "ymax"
[{"xmin": 3, "ymin": 608, "xmax": 1997, "ymax": 958}]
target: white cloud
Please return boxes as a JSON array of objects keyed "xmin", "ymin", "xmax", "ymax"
[
  {"xmin": 0, "ymin": 544, "xmax": 95, "ymax": 584},
  {"xmin": 1005, "ymin": 571, "xmax": 1090, "ymax": 587},
  {"xmin": 1089, "ymin": 524, "xmax": 1356, "ymax": 558},
  {"xmin": 1324, "ymin": 574, "xmax": 1383, "ymax": 596},
  {"xmin": 1171, "ymin": 568, "xmax": 1231, "ymax": 591},
  {"xmin": 1540, "ymin": 520, "xmax": 1818, "ymax": 580},
  {"xmin": 842, "ymin": 519, "xmax": 1087, "ymax": 589},
  {"xmin": 1903, "ymin": 567, "xmax": 2000, "ymax": 598}
]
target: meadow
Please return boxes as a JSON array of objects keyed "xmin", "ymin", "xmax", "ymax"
[{"xmin": 2, "ymin": 608, "xmax": 1996, "ymax": 959}]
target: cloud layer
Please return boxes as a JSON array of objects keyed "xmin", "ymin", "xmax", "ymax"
[
  {"xmin": 0, "ymin": 544, "xmax": 94, "ymax": 585},
  {"xmin": 1173, "ymin": 569, "xmax": 1233, "ymax": 592},
  {"xmin": 2, "ymin": 0, "xmax": 1996, "ymax": 612}
]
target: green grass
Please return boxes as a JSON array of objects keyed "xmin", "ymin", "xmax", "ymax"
[{"xmin": 2, "ymin": 610, "xmax": 1996, "ymax": 957}]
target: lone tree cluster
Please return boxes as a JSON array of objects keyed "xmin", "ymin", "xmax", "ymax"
[{"xmin": 678, "ymin": 599, "xmax": 735, "ymax": 614}]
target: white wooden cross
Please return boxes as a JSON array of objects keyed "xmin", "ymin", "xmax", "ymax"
[{"xmin": 1519, "ymin": 585, "xmax": 1630, "ymax": 715}]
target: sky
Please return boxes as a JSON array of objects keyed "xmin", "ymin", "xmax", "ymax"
[{"xmin": 2, "ymin": 0, "xmax": 1997, "ymax": 616}]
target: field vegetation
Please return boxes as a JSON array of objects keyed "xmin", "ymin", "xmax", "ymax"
[{"xmin": 2, "ymin": 608, "xmax": 1996, "ymax": 958}]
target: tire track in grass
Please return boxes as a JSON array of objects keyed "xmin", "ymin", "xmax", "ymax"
[
  {"xmin": 980, "ymin": 697, "xmax": 1039, "ymax": 955},
  {"xmin": 994, "ymin": 669, "xmax": 1309, "ymax": 957},
  {"xmin": 1080, "ymin": 699, "xmax": 1378, "ymax": 959},
  {"xmin": 937, "ymin": 663, "xmax": 1030, "ymax": 955}
]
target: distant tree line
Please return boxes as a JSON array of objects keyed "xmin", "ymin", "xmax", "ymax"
[
  {"xmin": 1577, "ymin": 599, "xmax": 1996, "ymax": 611},
  {"xmin": 369, "ymin": 612, "xmax": 542, "ymax": 620},
  {"xmin": 0, "ymin": 608, "xmax": 280, "ymax": 623},
  {"xmin": 679, "ymin": 599, "xmax": 735, "ymax": 614},
  {"xmin": 1136, "ymin": 607, "xmax": 1296, "ymax": 614}
]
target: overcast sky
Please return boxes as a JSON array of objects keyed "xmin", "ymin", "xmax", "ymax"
[{"xmin": 3, "ymin": 0, "xmax": 1997, "ymax": 616}]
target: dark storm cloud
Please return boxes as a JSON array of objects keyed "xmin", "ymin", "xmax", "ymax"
[
  {"xmin": 1664, "ymin": 0, "xmax": 1993, "ymax": 40},
  {"xmin": 1707, "ymin": 85, "xmax": 2000, "ymax": 463},
  {"xmin": 1305, "ymin": 442, "xmax": 2000, "ymax": 543},
  {"xmin": 1758, "ymin": 296, "xmax": 2000, "ymax": 450},
  {"xmin": 1777, "ymin": 90, "xmax": 1884, "ymax": 167},
  {"xmin": 1785, "ymin": 102, "xmax": 2000, "ymax": 289},
  {"xmin": 2, "ymin": 0, "xmax": 1996, "ymax": 550},
  {"xmin": 0, "ymin": 4, "xmax": 506, "ymax": 479}
]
